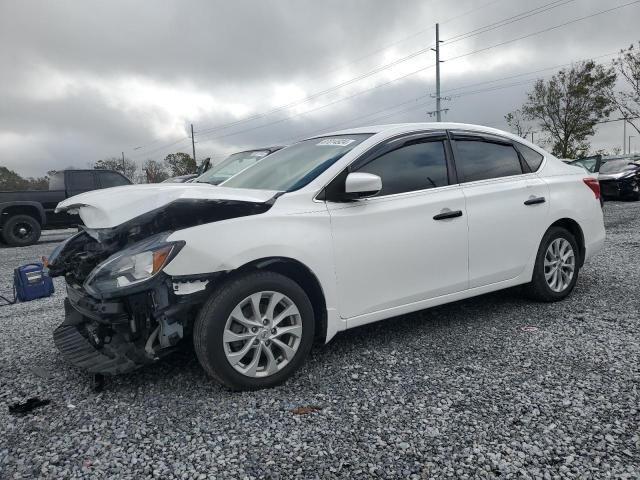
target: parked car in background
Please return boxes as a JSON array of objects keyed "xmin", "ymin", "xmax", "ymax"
[
  {"xmin": 194, "ymin": 146, "xmax": 283, "ymax": 185},
  {"xmin": 162, "ymin": 174, "xmax": 198, "ymax": 183},
  {"xmin": 50, "ymin": 123, "xmax": 604, "ymax": 390},
  {"xmin": 569, "ymin": 155, "xmax": 604, "ymax": 174},
  {"xmin": 597, "ymin": 159, "xmax": 640, "ymax": 200},
  {"xmin": 0, "ymin": 169, "xmax": 131, "ymax": 246}
]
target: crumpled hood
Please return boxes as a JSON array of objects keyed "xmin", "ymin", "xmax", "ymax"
[{"xmin": 56, "ymin": 184, "xmax": 278, "ymax": 228}]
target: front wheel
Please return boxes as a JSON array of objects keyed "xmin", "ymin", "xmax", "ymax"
[
  {"xmin": 523, "ymin": 226, "xmax": 579, "ymax": 302},
  {"xmin": 193, "ymin": 271, "xmax": 315, "ymax": 390}
]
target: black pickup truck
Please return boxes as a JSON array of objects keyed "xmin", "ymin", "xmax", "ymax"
[{"xmin": 0, "ymin": 169, "xmax": 131, "ymax": 247}]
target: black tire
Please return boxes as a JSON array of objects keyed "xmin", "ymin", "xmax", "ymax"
[
  {"xmin": 193, "ymin": 271, "xmax": 315, "ymax": 390},
  {"xmin": 1, "ymin": 215, "xmax": 41, "ymax": 247},
  {"xmin": 523, "ymin": 226, "xmax": 580, "ymax": 302}
]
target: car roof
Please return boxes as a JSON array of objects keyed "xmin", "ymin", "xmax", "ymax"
[
  {"xmin": 312, "ymin": 122, "xmax": 525, "ymax": 141},
  {"xmin": 308, "ymin": 122, "xmax": 544, "ymax": 153}
]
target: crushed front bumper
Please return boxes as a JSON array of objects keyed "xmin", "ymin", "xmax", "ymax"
[
  {"xmin": 54, "ymin": 277, "xmax": 212, "ymax": 375},
  {"xmin": 54, "ymin": 299, "xmax": 143, "ymax": 374}
]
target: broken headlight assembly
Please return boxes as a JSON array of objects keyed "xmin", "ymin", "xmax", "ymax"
[{"xmin": 84, "ymin": 233, "xmax": 184, "ymax": 298}]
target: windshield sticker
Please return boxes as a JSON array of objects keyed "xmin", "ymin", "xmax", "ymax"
[
  {"xmin": 316, "ymin": 138, "xmax": 356, "ymax": 147},
  {"xmin": 250, "ymin": 152, "xmax": 268, "ymax": 157}
]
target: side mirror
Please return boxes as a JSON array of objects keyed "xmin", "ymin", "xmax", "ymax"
[{"xmin": 344, "ymin": 172, "xmax": 382, "ymax": 199}]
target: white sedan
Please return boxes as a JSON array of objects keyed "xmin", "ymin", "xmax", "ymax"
[{"xmin": 51, "ymin": 123, "xmax": 605, "ymax": 390}]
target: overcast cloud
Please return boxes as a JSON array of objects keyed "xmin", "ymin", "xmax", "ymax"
[{"xmin": 0, "ymin": 0, "xmax": 638, "ymax": 177}]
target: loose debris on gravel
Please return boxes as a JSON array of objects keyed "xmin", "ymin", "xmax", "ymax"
[{"xmin": 1, "ymin": 205, "xmax": 639, "ymax": 478}]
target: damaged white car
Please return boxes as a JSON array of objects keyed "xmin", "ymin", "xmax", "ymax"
[{"xmin": 49, "ymin": 123, "xmax": 605, "ymax": 390}]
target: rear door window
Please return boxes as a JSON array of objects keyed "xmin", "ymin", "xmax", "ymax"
[
  {"xmin": 453, "ymin": 139, "xmax": 523, "ymax": 183},
  {"xmin": 68, "ymin": 171, "xmax": 96, "ymax": 194}
]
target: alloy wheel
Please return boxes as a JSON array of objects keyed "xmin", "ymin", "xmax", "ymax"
[
  {"xmin": 223, "ymin": 291, "xmax": 302, "ymax": 378},
  {"xmin": 544, "ymin": 238, "xmax": 575, "ymax": 292}
]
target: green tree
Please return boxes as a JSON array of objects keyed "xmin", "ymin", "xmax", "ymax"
[
  {"xmin": 610, "ymin": 42, "xmax": 640, "ymax": 135},
  {"xmin": 94, "ymin": 157, "xmax": 137, "ymax": 181},
  {"xmin": 143, "ymin": 159, "xmax": 170, "ymax": 183},
  {"xmin": 504, "ymin": 109, "xmax": 533, "ymax": 139},
  {"xmin": 164, "ymin": 152, "xmax": 197, "ymax": 176},
  {"xmin": 521, "ymin": 61, "xmax": 616, "ymax": 158},
  {"xmin": 0, "ymin": 167, "xmax": 49, "ymax": 191}
]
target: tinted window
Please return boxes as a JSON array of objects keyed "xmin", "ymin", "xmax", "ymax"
[
  {"xmin": 454, "ymin": 140, "xmax": 522, "ymax": 182},
  {"xmin": 357, "ymin": 141, "xmax": 448, "ymax": 196},
  {"xmin": 69, "ymin": 172, "xmax": 95, "ymax": 192},
  {"xmin": 98, "ymin": 171, "xmax": 130, "ymax": 188},
  {"xmin": 517, "ymin": 143, "xmax": 544, "ymax": 171}
]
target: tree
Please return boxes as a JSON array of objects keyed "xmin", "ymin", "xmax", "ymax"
[
  {"xmin": 94, "ymin": 157, "xmax": 137, "ymax": 181},
  {"xmin": 0, "ymin": 167, "xmax": 49, "ymax": 191},
  {"xmin": 609, "ymin": 42, "xmax": 640, "ymax": 135},
  {"xmin": 521, "ymin": 61, "xmax": 616, "ymax": 158},
  {"xmin": 164, "ymin": 152, "xmax": 196, "ymax": 176},
  {"xmin": 144, "ymin": 159, "xmax": 170, "ymax": 183},
  {"xmin": 504, "ymin": 109, "xmax": 533, "ymax": 139}
]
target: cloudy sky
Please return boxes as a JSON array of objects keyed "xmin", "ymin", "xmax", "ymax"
[{"xmin": 1, "ymin": 0, "xmax": 638, "ymax": 177}]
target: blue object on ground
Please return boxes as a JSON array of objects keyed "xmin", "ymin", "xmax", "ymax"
[{"xmin": 13, "ymin": 263, "xmax": 54, "ymax": 302}]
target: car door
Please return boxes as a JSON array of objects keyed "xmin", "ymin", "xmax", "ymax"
[
  {"xmin": 450, "ymin": 131, "xmax": 550, "ymax": 288},
  {"xmin": 324, "ymin": 132, "xmax": 469, "ymax": 319}
]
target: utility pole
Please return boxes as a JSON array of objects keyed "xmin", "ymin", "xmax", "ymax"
[
  {"xmin": 630, "ymin": 135, "xmax": 636, "ymax": 154},
  {"xmin": 531, "ymin": 131, "xmax": 534, "ymax": 143},
  {"xmin": 191, "ymin": 124, "xmax": 197, "ymax": 163},
  {"xmin": 623, "ymin": 119, "xmax": 627, "ymax": 154},
  {"xmin": 121, "ymin": 152, "xmax": 125, "ymax": 174},
  {"xmin": 435, "ymin": 23, "xmax": 441, "ymax": 122},
  {"xmin": 428, "ymin": 24, "xmax": 448, "ymax": 121}
]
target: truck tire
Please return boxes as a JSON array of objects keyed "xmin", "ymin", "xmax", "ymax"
[
  {"xmin": 2, "ymin": 214, "xmax": 41, "ymax": 247},
  {"xmin": 193, "ymin": 271, "xmax": 315, "ymax": 391}
]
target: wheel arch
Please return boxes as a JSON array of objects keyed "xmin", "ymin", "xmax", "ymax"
[
  {"xmin": 0, "ymin": 202, "xmax": 46, "ymax": 227},
  {"xmin": 548, "ymin": 218, "xmax": 586, "ymax": 267},
  {"xmin": 224, "ymin": 256, "xmax": 328, "ymax": 343}
]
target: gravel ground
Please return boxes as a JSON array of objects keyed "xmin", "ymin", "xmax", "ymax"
[{"xmin": 1, "ymin": 205, "xmax": 639, "ymax": 480}]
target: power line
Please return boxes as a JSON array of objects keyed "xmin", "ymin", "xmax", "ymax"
[
  {"xmin": 445, "ymin": 0, "xmax": 576, "ymax": 45},
  {"xmin": 120, "ymin": 0, "xmax": 509, "ymax": 156},
  {"xmin": 440, "ymin": 51, "xmax": 618, "ymax": 95},
  {"xmin": 446, "ymin": 0, "xmax": 640, "ymax": 64},
  {"xmin": 122, "ymin": 0, "xmax": 639, "ymax": 158},
  {"xmin": 194, "ymin": 0, "xmax": 580, "ymax": 137}
]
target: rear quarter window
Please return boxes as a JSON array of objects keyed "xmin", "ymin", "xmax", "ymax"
[{"xmin": 516, "ymin": 143, "xmax": 544, "ymax": 171}]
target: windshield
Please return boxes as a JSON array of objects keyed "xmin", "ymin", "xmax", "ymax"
[
  {"xmin": 222, "ymin": 134, "xmax": 372, "ymax": 191},
  {"xmin": 196, "ymin": 150, "xmax": 271, "ymax": 185},
  {"xmin": 599, "ymin": 159, "xmax": 638, "ymax": 174}
]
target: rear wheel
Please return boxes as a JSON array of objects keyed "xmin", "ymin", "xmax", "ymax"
[
  {"xmin": 1, "ymin": 215, "xmax": 41, "ymax": 247},
  {"xmin": 524, "ymin": 226, "xmax": 579, "ymax": 302},
  {"xmin": 193, "ymin": 271, "xmax": 315, "ymax": 390}
]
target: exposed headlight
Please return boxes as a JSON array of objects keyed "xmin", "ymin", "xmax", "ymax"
[{"xmin": 84, "ymin": 233, "xmax": 184, "ymax": 298}]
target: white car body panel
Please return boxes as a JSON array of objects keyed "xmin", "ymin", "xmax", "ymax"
[
  {"xmin": 56, "ymin": 184, "xmax": 277, "ymax": 229},
  {"xmin": 57, "ymin": 123, "xmax": 605, "ymax": 343},
  {"xmin": 327, "ymin": 184, "xmax": 468, "ymax": 318},
  {"xmin": 461, "ymin": 174, "xmax": 550, "ymax": 288}
]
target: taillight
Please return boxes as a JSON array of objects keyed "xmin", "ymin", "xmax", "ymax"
[{"xmin": 583, "ymin": 178, "xmax": 600, "ymax": 200}]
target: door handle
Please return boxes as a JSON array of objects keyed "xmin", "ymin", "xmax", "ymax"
[
  {"xmin": 433, "ymin": 209, "xmax": 463, "ymax": 220},
  {"xmin": 524, "ymin": 196, "xmax": 546, "ymax": 206}
]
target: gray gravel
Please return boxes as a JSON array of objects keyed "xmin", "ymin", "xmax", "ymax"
[{"xmin": 1, "ymin": 206, "xmax": 639, "ymax": 479}]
